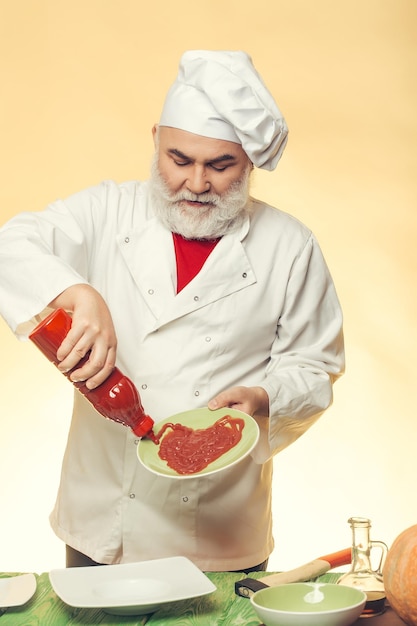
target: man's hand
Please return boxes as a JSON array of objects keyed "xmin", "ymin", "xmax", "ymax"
[
  {"xmin": 48, "ymin": 284, "xmax": 117, "ymax": 389},
  {"xmin": 208, "ymin": 385, "xmax": 269, "ymax": 417}
]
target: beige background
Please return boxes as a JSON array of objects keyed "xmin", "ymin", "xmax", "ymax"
[{"xmin": 1, "ymin": 0, "xmax": 416, "ymax": 573}]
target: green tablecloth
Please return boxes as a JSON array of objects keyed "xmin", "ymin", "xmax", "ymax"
[{"xmin": 0, "ymin": 571, "xmax": 406, "ymax": 625}]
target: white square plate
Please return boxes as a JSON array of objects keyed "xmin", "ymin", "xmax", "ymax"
[
  {"xmin": 0, "ymin": 573, "xmax": 37, "ymax": 608},
  {"xmin": 49, "ymin": 556, "xmax": 216, "ymax": 615}
]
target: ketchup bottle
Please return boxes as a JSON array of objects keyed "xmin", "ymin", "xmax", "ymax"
[{"xmin": 29, "ymin": 308, "xmax": 155, "ymax": 439}]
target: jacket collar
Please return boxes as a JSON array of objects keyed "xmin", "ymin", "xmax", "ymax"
[{"xmin": 117, "ymin": 214, "xmax": 255, "ymax": 330}]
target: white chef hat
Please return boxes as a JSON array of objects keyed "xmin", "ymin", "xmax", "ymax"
[{"xmin": 159, "ymin": 50, "xmax": 288, "ymax": 171}]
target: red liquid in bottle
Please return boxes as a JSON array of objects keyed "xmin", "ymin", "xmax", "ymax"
[{"xmin": 29, "ymin": 309, "xmax": 155, "ymax": 439}]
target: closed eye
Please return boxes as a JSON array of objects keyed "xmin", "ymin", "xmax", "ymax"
[
  {"xmin": 209, "ymin": 163, "xmax": 230, "ymax": 172},
  {"xmin": 173, "ymin": 160, "xmax": 191, "ymax": 167}
]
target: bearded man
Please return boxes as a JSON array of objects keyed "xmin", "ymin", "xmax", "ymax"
[{"xmin": 0, "ymin": 50, "xmax": 344, "ymax": 571}]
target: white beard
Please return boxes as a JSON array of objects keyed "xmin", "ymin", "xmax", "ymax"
[{"xmin": 148, "ymin": 155, "xmax": 253, "ymax": 240}]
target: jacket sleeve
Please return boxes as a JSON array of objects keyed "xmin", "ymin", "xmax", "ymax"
[
  {"xmin": 256, "ymin": 234, "xmax": 345, "ymax": 459},
  {"xmin": 0, "ymin": 191, "xmax": 100, "ymax": 333}
]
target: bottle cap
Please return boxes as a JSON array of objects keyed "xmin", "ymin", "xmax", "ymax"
[{"xmin": 131, "ymin": 414, "xmax": 154, "ymax": 438}]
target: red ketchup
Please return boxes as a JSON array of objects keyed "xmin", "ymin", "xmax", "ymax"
[
  {"xmin": 29, "ymin": 308, "xmax": 155, "ymax": 439},
  {"xmin": 155, "ymin": 416, "xmax": 245, "ymax": 474}
]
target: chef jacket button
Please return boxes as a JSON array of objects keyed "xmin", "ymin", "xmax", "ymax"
[
  {"xmin": 134, "ymin": 439, "xmax": 139, "ymax": 445},
  {"xmin": 194, "ymin": 295, "xmax": 199, "ymax": 301},
  {"xmin": 124, "ymin": 237, "xmax": 130, "ymax": 243},
  {"xmin": 242, "ymin": 272, "xmax": 247, "ymax": 278},
  {"xmin": 182, "ymin": 496, "xmax": 189, "ymax": 503},
  {"xmin": 129, "ymin": 493, "xmax": 135, "ymax": 499},
  {"xmin": 205, "ymin": 336, "xmax": 211, "ymax": 342},
  {"xmin": 194, "ymin": 390, "xmax": 200, "ymax": 397},
  {"xmin": 141, "ymin": 384, "xmax": 147, "ymax": 390},
  {"xmin": 148, "ymin": 289, "xmax": 154, "ymax": 295}
]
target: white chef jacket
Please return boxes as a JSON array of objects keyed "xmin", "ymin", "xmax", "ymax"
[{"xmin": 0, "ymin": 180, "xmax": 344, "ymax": 570}]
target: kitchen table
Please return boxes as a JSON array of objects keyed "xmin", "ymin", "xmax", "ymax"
[{"xmin": 0, "ymin": 571, "xmax": 407, "ymax": 625}]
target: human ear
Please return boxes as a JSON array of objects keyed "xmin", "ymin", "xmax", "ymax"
[{"xmin": 151, "ymin": 124, "xmax": 159, "ymax": 147}]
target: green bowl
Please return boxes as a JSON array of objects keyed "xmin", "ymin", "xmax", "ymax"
[{"xmin": 250, "ymin": 583, "xmax": 366, "ymax": 626}]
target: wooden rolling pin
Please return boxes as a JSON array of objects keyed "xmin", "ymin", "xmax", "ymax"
[{"xmin": 235, "ymin": 547, "xmax": 352, "ymax": 597}]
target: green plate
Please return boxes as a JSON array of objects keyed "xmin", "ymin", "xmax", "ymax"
[{"xmin": 137, "ymin": 407, "xmax": 260, "ymax": 479}]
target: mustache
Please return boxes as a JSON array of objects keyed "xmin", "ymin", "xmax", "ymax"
[{"xmin": 156, "ymin": 184, "xmax": 221, "ymax": 207}]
